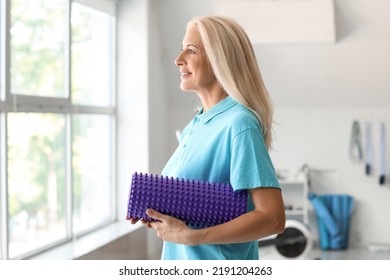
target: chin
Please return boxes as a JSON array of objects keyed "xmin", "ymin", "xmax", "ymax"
[{"xmin": 180, "ymin": 85, "xmax": 192, "ymax": 92}]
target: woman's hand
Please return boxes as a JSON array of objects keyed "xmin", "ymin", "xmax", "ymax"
[
  {"xmin": 125, "ymin": 216, "xmax": 150, "ymax": 226},
  {"xmin": 146, "ymin": 209, "xmax": 198, "ymax": 246}
]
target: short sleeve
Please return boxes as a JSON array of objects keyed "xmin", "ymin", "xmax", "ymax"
[{"xmin": 230, "ymin": 128, "xmax": 280, "ymax": 191}]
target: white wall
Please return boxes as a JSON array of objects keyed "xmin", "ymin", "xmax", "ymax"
[
  {"xmin": 117, "ymin": 0, "xmax": 170, "ymax": 258},
  {"xmin": 147, "ymin": 0, "xmax": 390, "ymax": 247},
  {"xmin": 117, "ymin": 0, "xmax": 150, "ymax": 220},
  {"xmin": 258, "ymin": 0, "xmax": 390, "ymax": 108},
  {"xmin": 258, "ymin": 0, "xmax": 390, "ymax": 246},
  {"xmin": 271, "ymin": 108, "xmax": 390, "ymax": 246}
]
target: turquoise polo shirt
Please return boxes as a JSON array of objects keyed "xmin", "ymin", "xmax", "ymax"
[{"xmin": 161, "ymin": 96, "xmax": 280, "ymax": 260}]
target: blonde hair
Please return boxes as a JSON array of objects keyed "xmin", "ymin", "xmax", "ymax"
[{"xmin": 188, "ymin": 16, "xmax": 274, "ymax": 149}]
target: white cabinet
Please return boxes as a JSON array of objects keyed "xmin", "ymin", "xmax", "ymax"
[{"xmin": 280, "ymin": 179, "xmax": 309, "ymax": 225}]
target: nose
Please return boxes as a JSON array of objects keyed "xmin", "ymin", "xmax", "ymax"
[{"xmin": 174, "ymin": 50, "xmax": 185, "ymax": 66}]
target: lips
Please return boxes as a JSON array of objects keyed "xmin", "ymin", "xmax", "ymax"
[{"xmin": 180, "ymin": 70, "xmax": 192, "ymax": 77}]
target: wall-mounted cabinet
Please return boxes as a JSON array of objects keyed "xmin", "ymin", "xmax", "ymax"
[{"xmin": 216, "ymin": 0, "xmax": 336, "ymax": 44}]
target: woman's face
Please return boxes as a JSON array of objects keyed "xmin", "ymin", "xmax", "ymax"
[{"xmin": 174, "ymin": 24, "xmax": 217, "ymax": 94}]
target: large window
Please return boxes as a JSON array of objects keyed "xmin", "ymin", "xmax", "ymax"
[
  {"xmin": 0, "ymin": 0, "xmax": 116, "ymax": 259},
  {"xmin": 10, "ymin": 0, "xmax": 66, "ymax": 97}
]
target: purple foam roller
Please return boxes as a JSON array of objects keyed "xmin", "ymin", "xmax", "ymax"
[{"xmin": 127, "ymin": 172, "xmax": 248, "ymax": 228}]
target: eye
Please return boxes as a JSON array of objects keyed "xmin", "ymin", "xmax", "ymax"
[{"xmin": 179, "ymin": 46, "xmax": 197, "ymax": 54}]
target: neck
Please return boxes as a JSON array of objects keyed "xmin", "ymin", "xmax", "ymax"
[{"xmin": 197, "ymin": 87, "xmax": 228, "ymax": 112}]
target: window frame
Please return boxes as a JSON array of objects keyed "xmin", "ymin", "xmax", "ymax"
[{"xmin": 0, "ymin": 0, "xmax": 117, "ymax": 260}]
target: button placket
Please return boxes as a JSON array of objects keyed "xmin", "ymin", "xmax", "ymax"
[{"xmin": 181, "ymin": 117, "xmax": 200, "ymax": 150}]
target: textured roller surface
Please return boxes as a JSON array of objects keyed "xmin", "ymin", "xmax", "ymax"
[{"xmin": 127, "ymin": 172, "xmax": 248, "ymax": 228}]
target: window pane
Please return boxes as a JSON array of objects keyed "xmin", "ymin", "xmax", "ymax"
[
  {"xmin": 10, "ymin": 0, "xmax": 66, "ymax": 97},
  {"xmin": 72, "ymin": 114, "xmax": 112, "ymax": 234},
  {"xmin": 7, "ymin": 113, "xmax": 66, "ymax": 259},
  {"xmin": 0, "ymin": 1, "xmax": 2, "ymax": 98},
  {"xmin": 71, "ymin": 3, "xmax": 113, "ymax": 106}
]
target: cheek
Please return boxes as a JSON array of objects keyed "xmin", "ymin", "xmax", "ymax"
[
  {"xmin": 204, "ymin": 64, "xmax": 217, "ymax": 84},
  {"xmin": 198, "ymin": 60, "xmax": 214, "ymax": 79}
]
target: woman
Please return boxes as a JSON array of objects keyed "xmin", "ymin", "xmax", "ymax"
[{"xmin": 130, "ymin": 16, "xmax": 285, "ymax": 260}]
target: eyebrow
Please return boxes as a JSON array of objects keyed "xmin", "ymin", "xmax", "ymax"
[{"xmin": 182, "ymin": 43, "xmax": 199, "ymax": 49}]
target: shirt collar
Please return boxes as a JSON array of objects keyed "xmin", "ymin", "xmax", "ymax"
[{"xmin": 196, "ymin": 96, "xmax": 237, "ymax": 124}]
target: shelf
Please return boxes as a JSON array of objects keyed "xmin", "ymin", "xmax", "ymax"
[
  {"xmin": 280, "ymin": 177, "xmax": 309, "ymax": 225},
  {"xmin": 285, "ymin": 209, "xmax": 305, "ymax": 216}
]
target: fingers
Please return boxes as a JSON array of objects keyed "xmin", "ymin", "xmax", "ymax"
[
  {"xmin": 140, "ymin": 219, "xmax": 150, "ymax": 225},
  {"xmin": 130, "ymin": 218, "xmax": 139, "ymax": 224},
  {"xmin": 125, "ymin": 216, "xmax": 150, "ymax": 226},
  {"xmin": 125, "ymin": 215, "xmax": 138, "ymax": 224},
  {"xmin": 144, "ymin": 210, "xmax": 190, "ymax": 244},
  {"xmin": 146, "ymin": 208, "xmax": 166, "ymax": 222},
  {"xmin": 126, "ymin": 209, "xmax": 165, "ymax": 229}
]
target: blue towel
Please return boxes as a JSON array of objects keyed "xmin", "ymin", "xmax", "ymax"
[{"xmin": 308, "ymin": 192, "xmax": 354, "ymax": 250}]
